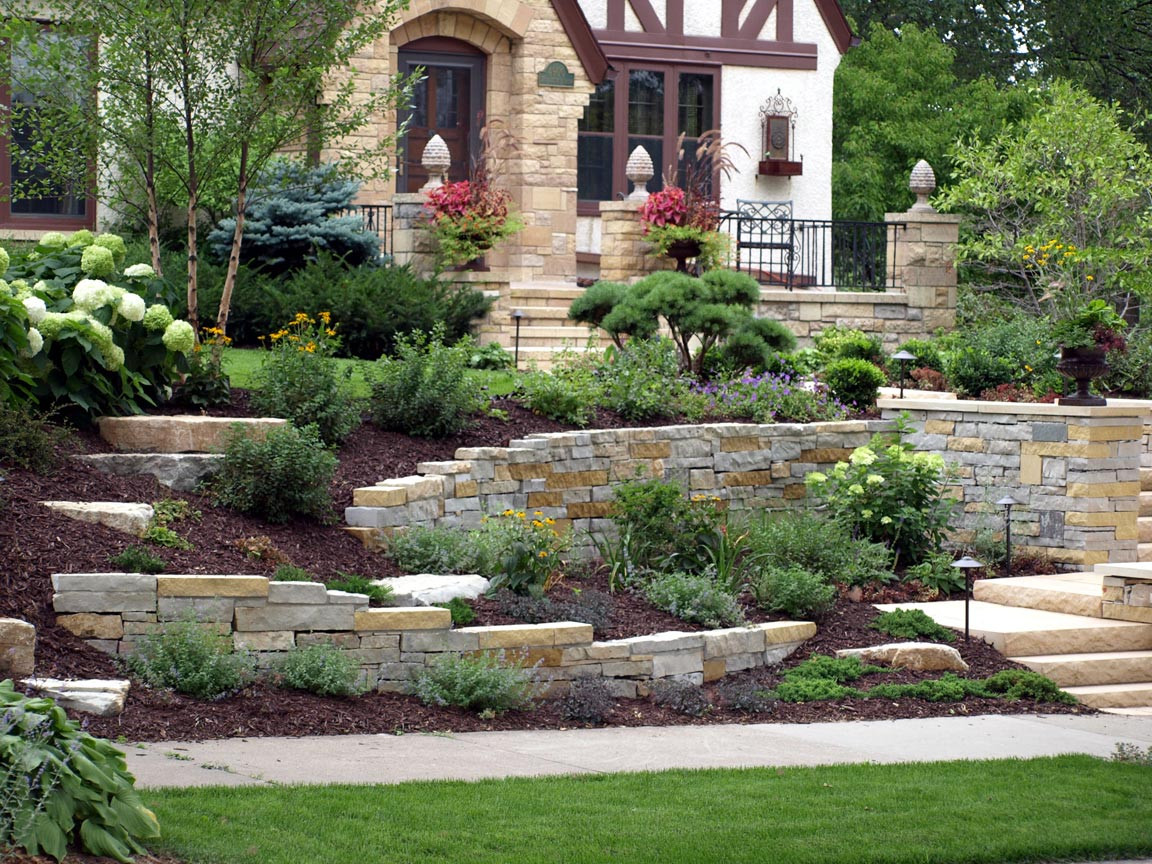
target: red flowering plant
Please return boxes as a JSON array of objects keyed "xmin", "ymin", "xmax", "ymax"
[{"xmin": 423, "ymin": 125, "xmax": 523, "ymax": 268}]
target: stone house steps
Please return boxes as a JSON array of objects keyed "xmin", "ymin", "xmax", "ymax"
[
  {"xmin": 1061, "ymin": 682, "xmax": 1152, "ymax": 709},
  {"xmin": 1021, "ymin": 650, "xmax": 1152, "ymax": 687},
  {"xmin": 473, "ymin": 282, "xmax": 613, "ymax": 368},
  {"xmin": 972, "ymin": 572, "xmax": 1102, "ymax": 618},
  {"xmin": 1141, "ymin": 476, "xmax": 1152, "ymax": 561}
]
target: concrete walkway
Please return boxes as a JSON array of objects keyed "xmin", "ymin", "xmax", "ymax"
[{"xmin": 125, "ymin": 712, "xmax": 1152, "ymax": 789}]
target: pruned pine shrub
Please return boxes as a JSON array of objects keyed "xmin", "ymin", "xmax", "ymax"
[
  {"xmin": 0, "ymin": 681, "xmax": 160, "ymax": 861},
  {"xmin": 821, "ymin": 357, "xmax": 887, "ymax": 409},
  {"xmin": 211, "ymin": 423, "xmax": 336, "ymax": 524},
  {"xmin": 870, "ymin": 608, "xmax": 957, "ymax": 643},
  {"xmin": 121, "ymin": 615, "xmax": 256, "ymax": 699},
  {"xmin": 273, "ymin": 642, "xmax": 367, "ymax": 697},
  {"xmin": 370, "ymin": 327, "xmax": 485, "ymax": 437},
  {"xmin": 643, "ymin": 571, "xmax": 745, "ymax": 628},
  {"xmin": 410, "ymin": 651, "xmax": 536, "ymax": 715},
  {"xmin": 749, "ymin": 565, "xmax": 836, "ymax": 618}
]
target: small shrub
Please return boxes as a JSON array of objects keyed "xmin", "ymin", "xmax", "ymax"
[
  {"xmin": 109, "ymin": 545, "xmax": 165, "ymax": 574},
  {"xmin": 272, "ymin": 642, "xmax": 367, "ymax": 697},
  {"xmin": 387, "ymin": 524, "xmax": 486, "ymax": 575},
  {"xmin": 0, "ymin": 681, "xmax": 160, "ymax": 861},
  {"xmin": 783, "ymin": 655, "xmax": 884, "ymax": 684},
  {"xmin": 171, "ymin": 328, "xmax": 232, "ymax": 409},
  {"xmin": 745, "ymin": 510, "xmax": 894, "ymax": 587},
  {"xmin": 770, "ymin": 677, "xmax": 858, "ymax": 703},
  {"xmin": 749, "ymin": 565, "xmax": 836, "ymax": 618},
  {"xmin": 435, "ymin": 597, "xmax": 476, "ymax": 626},
  {"xmin": 142, "ymin": 498, "xmax": 198, "ymax": 550},
  {"xmin": 272, "ymin": 564, "xmax": 314, "ymax": 582},
  {"xmin": 870, "ymin": 609, "xmax": 957, "ymax": 643},
  {"xmin": 485, "ymin": 509, "xmax": 572, "ymax": 596},
  {"xmin": 910, "ymin": 366, "xmax": 948, "ymax": 391},
  {"xmin": 595, "ymin": 337, "xmax": 690, "ymax": 421},
  {"xmin": 212, "ymin": 423, "xmax": 337, "ymax": 524},
  {"xmin": 0, "ymin": 402, "xmax": 69, "ymax": 473},
  {"xmin": 560, "ymin": 678, "xmax": 616, "ymax": 724},
  {"xmin": 715, "ymin": 678, "xmax": 777, "ymax": 714},
  {"xmin": 866, "ymin": 674, "xmax": 976, "ymax": 702},
  {"xmin": 250, "ymin": 312, "xmax": 361, "ymax": 447},
  {"xmin": 410, "ymin": 651, "xmax": 536, "ymax": 714},
  {"xmin": 328, "ymin": 572, "xmax": 394, "ymax": 605},
  {"xmin": 905, "ymin": 551, "xmax": 970, "ymax": 596},
  {"xmin": 370, "ymin": 327, "xmax": 485, "ymax": 437},
  {"xmin": 1112, "ymin": 742, "xmax": 1152, "ymax": 765},
  {"xmin": 821, "ymin": 357, "xmax": 887, "ymax": 409},
  {"xmin": 469, "ymin": 341, "xmax": 513, "ymax": 370},
  {"xmin": 650, "ymin": 679, "xmax": 712, "ymax": 716},
  {"xmin": 517, "ymin": 364, "xmax": 599, "ymax": 427},
  {"xmin": 944, "ymin": 346, "xmax": 1016, "ymax": 397},
  {"xmin": 981, "ymin": 669, "xmax": 1075, "ymax": 704},
  {"xmin": 610, "ymin": 477, "xmax": 722, "ymax": 571},
  {"xmin": 814, "ymin": 326, "xmax": 883, "ymax": 364},
  {"xmin": 121, "ymin": 614, "xmax": 257, "ymax": 699},
  {"xmin": 644, "ymin": 571, "xmax": 745, "ymax": 628},
  {"xmin": 895, "ymin": 339, "xmax": 943, "ymax": 372}
]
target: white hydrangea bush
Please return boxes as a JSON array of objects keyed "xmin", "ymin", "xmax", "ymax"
[{"xmin": 1, "ymin": 231, "xmax": 194, "ymax": 417}]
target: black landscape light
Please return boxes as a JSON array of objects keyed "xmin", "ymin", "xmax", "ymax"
[
  {"xmin": 996, "ymin": 495, "xmax": 1021, "ymax": 577},
  {"xmin": 950, "ymin": 556, "xmax": 985, "ymax": 642},
  {"xmin": 891, "ymin": 350, "xmax": 916, "ymax": 399},
  {"xmin": 512, "ymin": 308, "xmax": 524, "ymax": 369}
]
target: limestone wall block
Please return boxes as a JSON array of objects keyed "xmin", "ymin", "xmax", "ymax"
[
  {"xmin": 702, "ymin": 627, "xmax": 768, "ymax": 660},
  {"xmin": 56, "ymin": 613, "xmax": 124, "ymax": 640},
  {"xmin": 401, "ymin": 630, "xmax": 481, "ymax": 652},
  {"xmin": 236, "ymin": 605, "xmax": 355, "ymax": 632},
  {"xmin": 53, "ymin": 592, "xmax": 156, "ymax": 614},
  {"xmin": 157, "ymin": 576, "xmax": 269, "ymax": 598},
  {"xmin": 53, "ymin": 573, "xmax": 157, "ymax": 593},
  {"xmin": 158, "ymin": 598, "xmax": 236, "ymax": 623},
  {"xmin": 268, "ymin": 582, "xmax": 329, "ymax": 604},
  {"xmin": 613, "ymin": 632, "xmax": 704, "ymax": 655},
  {"xmin": 234, "ymin": 631, "xmax": 295, "ymax": 652},
  {"xmin": 0, "ymin": 618, "xmax": 35, "ymax": 677},
  {"xmin": 354, "ymin": 607, "xmax": 452, "ymax": 632}
]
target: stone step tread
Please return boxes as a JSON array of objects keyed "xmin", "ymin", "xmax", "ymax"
[
  {"xmin": 874, "ymin": 600, "xmax": 1152, "ymax": 657},
  {"xmin": 1063, "ymin": 682, "xmax": 1152, "ymax": 696},
  {"xmin": 972, "ymin": 572, "xmax": 1102, "ymax": 618},
  {"xmin": 489, "ymin": 306, "xmax": 581, "ymax": 320},
  {"xmin": 1012, "ymin": 650, "xmax": 1152, "ymax": 687}
]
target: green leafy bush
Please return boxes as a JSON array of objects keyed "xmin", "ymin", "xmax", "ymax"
[
  {"xmin": 895, "ymin": 339, "xmax": 943, "ymax": 372},
  {"xmin": 643, "ymin": 571, "xmax": 745, "ymax": 628},
  {"xmin": 484, "ymin": 510, "xmax": 572, "ymax": 596},
  {"xmin": 744, "ymin": 510, "xmax": 894, "ymax": 587},
  {"xmin": 749, "ymin": 565, "xmax": 836, "ymax": 618},
  {"xmin": 609, "ymin": 477, "xmax": 723, "ymax": 571},
  {"xmin": 410, "ymin": 651, "xmax": 536, "ymax": 714},
  {"xmin": 435, "ymin": 597, "xmax": 477, "ymax": 626},
  {"xmin": 387, "ymin": 524, "xmax": 487, "ymax": 575},
  {"xmin": 328, "ymin": 572, "xmax": 394, "ymax": 605},
  {"xmin": 783, "ymin": 655, "xmax": 884, "ymax": 684},
  {"xmin": 211, "ymin": 423, "xmax": 337, "ymax": 524},
  {"xmin": 468, "ymin": 341, "xmax": 513, "ymax": 371},
  {"xmin": 870, "ymin": 609, "xmax": 957, "ymax": 643},
  {"xmin": 121, "ymin": 615, "xmax": 257, "ymax": 699},
  {"xmin": 905, "ymin": 551, "xmax": 969, "ymax": 595},
  {"xmin": 821, "ymin": 357, "xmax": 887, "ymax": 409},
  {"xmin": 981, "ymin": 669, "xmax": 1075, "ymax": 704},
  {"xmin": 517, "ymin": 362, "xmax": 599, "ymax": 427},
  {"xmin": 0, "ymin": 401, "xmax": 68, "ymax": 473},
  {"xmin": 814, "ymin": 326, "xmax": 883, "ymax": 364},
  {"xmin": 108, "ymin": 545, "xmax": 165, "ymax": 575},
  {"xmin": 770, "ymin": 677, "xmax": 859, "ymax": 702},
  {"xmin": 370, "ymin": 327, "xmax": 485, "ymax": 437},
  {"xmin": 944, "ymin": 346, "xmax": 1017, "ymax": 397},
  {"xmin": 250, "ymin": 312, "xmax": 361, "ymax": 447},
  {"xmin": 272, "ymin": 564, "xmax": 313, "ymax": 582},
  {"xmin": 272, "ymin": 642, "xmax": 367, "ymax": 697},
  {"xmin": 596, "ymin": 337, "xmax": 692, "ymax": 421},
  {"xmin": 0, "ymin": 681, "xmax": 160, "ymax": 862}
]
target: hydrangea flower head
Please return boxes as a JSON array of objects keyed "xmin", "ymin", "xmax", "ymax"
[
  {"xmin": 0, "ymin": 247, "xmax": 9, "ymax": 278},
  {"xmin": 100, "ymin": 343, "xmax": 125, "ymax": 371},
  {"xmin": 37, "ymin": 312, "xmax": 67, "ymax": 339},
  {"xmin": 81, "ymin": 245, "xmax": 115, "ymax": 278},
  {"xmin": 118, "ymin": 292, "xmax": 146, "ymax": 322},
  {"xmin": 143, "ymin": 304, "xmax": 174, "ymax": 332},
  {"xmin": 162, "ymin": 319, "xmax": 195, "ymax": 353},
  {"xmin": 39, "ymin": 232, "xmax": 67, "ymax": 250},
  {"xmin": 23, "ymin": 327, "xmax": 43, "ymax": 357},
  {"xmin": 67, "ymin": 229, "xmax": 95, "ymax": 247},
  {"xmin": 94, "ymin": 233, "xmax": 127, "ymax": 269},
  {"xmin": 88, "ymin": 319, "xmax": 115, "ymax": 351},
  {"xmin": 73, "ymin": 279, "xmax": 112, "ymax": 311},
  {"xmin": 124, "ymin": 263, "xmax": 155, "ymax": 279},
  {"xmin": 22, "ymin": 295, "xmax": 47, "ymax": 325}
]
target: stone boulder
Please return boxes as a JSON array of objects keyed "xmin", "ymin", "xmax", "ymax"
[
  {"xmin": 41, "ymin": 501, "xmax": 154, "ymax": 537},
  {"xmin": 98, "ymin": 415, "xmax": 285, "ymax": 453},
  {"xmin": 374, "ymin": 574, "xmax": 490, "ymax": 606},
  {"xmin": 0, "ymin": 618, "xmax": 35, "ymax": 677},
  {"xmin": 22, "ymin": 678, "xmax": 130, "ymax": 717},
  {"xmin": 836, "ymin": 642, "xmax": 968, "ymax": 672},
  {"xmin": 76, "ymin": 452, "xmax": 224, "ymax": 491}
]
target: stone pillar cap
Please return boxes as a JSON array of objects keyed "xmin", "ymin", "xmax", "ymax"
[{"xmin": 909, "ymin": 159, "xmax": 937, "ymax": 213}]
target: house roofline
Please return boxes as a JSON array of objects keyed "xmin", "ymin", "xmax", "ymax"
[
  {"xmin": 551, "ymin": 0, "xmax": 611, "ymax": 84},
  {"xmin": 815, "ymin": 0, "xmax": 855, "ymax": 54}
]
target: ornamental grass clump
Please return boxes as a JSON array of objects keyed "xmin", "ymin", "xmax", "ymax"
[
  {"xmin": 211, "ymin": 423, "xmax": 337, "ymax": 524},
  {"xmin": 410, "ymin": 651, "xmax": 536, "ymax": 715},
  {"xmin": 0, "ymin": 681, "xmax": 161, "ymax": 862}
]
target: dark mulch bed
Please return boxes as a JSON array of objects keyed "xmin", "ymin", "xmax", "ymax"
[{"xmin": 1, "ymin": 393, "xmax": 1091, "ymax": 743}]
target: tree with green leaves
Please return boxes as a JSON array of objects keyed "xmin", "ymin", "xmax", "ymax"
[{"xmin": 0, "ymin": 0, "xmax": 412, "ymax": 339}]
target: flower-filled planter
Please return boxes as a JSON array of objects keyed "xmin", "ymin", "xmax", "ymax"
[
  {"xmin": 423, "ymin": 179, "xmax": 522, "ymax": 271},
  {"xmin": 1052, "ymin": 299, "xmax": 1127, "ymax": 407}
]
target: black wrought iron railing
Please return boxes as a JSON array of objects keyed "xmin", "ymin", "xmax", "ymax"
[
  {"xmin": 715, "ymin": 208, "xmax": 903, "ymax": 291},
  {"xmin": 345, "ymin": 204, "xmax": 394, "ymax": 257}
]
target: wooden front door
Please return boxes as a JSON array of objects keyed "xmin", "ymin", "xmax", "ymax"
[{"xmin": 399, "ymin": 43, "xmax": 485, "ymax": 193}]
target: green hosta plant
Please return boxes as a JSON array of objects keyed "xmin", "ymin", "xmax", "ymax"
[{"xmin": 0, "ymin": 680, "xmax": 161, "ymax": 862}]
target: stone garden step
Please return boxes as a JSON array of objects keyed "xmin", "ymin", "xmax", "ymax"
[
  {"xmin": 972, "ymin": 572, "xmax": 1103, "ymax": 619},
  {"xmin": 41, "ymin": 501, "xmax": 154, "ymax": 537},
  {"xmin": 1062, "ymin": 681, "xmax": 1152, "ymax": 709},
  {"xmin": 873, "ymin": 600, "xmax": 1152, "ymax": 657},
  {"xmin": 98, "ymin": 415, "xmax": 286, "ymax": 454},
  {"xmin": 75, "ymin": 453, "xmax": 223, "ymax": 492},
  {"xmin": 1013, "ymin": 650, "xmax": 1152, "ymax": 687}
]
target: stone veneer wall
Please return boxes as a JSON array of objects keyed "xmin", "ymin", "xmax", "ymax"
[
  {"xmin": 51, "ymin": 574, "xmax": 813, "ymax": 697},
  {"xmin": 344, "ymin": 420, "xmax": 892, "ymax": 550},
  {"xmin": 1099, "ymin": 562, "xmax": 1152, "ymax": 624},
  {"xmin": 881, "ymin": 398, "xmax": 1149, "ymax": 568}
]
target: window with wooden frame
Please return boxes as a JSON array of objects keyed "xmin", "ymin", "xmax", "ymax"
[
  {"xmin": 0, "ymin": 25, "xmax": 95, "ymax": 231},
  {"xmin": 577, "ymin": 64, "xmax": 717, "ymax": 214}
]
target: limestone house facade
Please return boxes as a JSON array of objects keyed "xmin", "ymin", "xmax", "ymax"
[{"xmin": 348, "ymin": 0, "xmax": 855, "ymax": 283}]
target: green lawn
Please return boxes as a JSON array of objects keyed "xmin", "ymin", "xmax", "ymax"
[
  {"xmin": 221, "ymin": 347, "xmax": 518, "ymax": 399},
  {"xmin": 146, "ymin": 756, "xmax": 1152, "ymax": 864}
]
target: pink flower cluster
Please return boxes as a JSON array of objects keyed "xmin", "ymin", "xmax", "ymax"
[
  {"xmin": 425, "ymin": 179, "xmax": 511, "ymax": 224},
  {"xmin": 639, "ymin": 186, "xmax": 688, "ymax": 228}
]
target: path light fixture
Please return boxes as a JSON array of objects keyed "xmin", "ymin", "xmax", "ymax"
[
  {"xmin": 950, "ymin": 556, "xmax": 985, "ymax": 642},
  {"xmin": 996, "ymin": 495, "xmax": 1021, "ymax": 577},
  {"xmin": 891, "ymin": 350, "xmax": 916, "ymax": 398},
  {"xmin": 512, "ymin": 309, "xmax": 524, "ymax": 369}
]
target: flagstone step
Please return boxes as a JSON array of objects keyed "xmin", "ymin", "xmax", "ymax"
[
  {"xmin": 972, "ymin": 572, "xmax": 1102, "ymax": 618},
  {"xmin": 1012, "ymin": 650, "xmax": 1152, "ymax": 687},
  {"xmin": 1061, "ymin": 681, "xmax": 1152, "ymax": 709},
  {"xmin": 98, "ymin": 416, "xmax": 286, "ymax": 453},
  {"xmin": 873, "ymin": 600, "xmax": 1152, "ymax": 657}
]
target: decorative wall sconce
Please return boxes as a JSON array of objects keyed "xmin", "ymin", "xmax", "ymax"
[{"xmin": 758, "ymin": 89, "xmax": 802, "ymax": 177}]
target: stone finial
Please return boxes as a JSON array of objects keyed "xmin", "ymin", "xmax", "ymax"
[
  {"xmin": 626, "ymin": 145, "xmax": 654, "ymax": 201},
  {"xmin": 908, "ymin": 159, "xmax": 937, "ymax": 212},
  {"xmin": 421, "ymin": 134, "xmax": 451, "ymax": 191}
]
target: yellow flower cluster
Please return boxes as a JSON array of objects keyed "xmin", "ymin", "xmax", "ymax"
[{"xmin": 262, "ymin": 311, "xmax": 338, "ymax": 353}]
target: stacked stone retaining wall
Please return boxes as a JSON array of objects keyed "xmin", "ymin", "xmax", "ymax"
[{"xmin": 52, "ymin": 573, "xmax": 814, "ymax": 696}]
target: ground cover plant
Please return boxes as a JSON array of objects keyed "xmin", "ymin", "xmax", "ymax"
[{"xmin": 145, "ymin": 756, "xmax": 1152, "ymax": 864}]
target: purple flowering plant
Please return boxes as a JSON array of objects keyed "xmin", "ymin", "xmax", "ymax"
[{"xmin": 696, "ymin": 370, "xmax": 849, "ymax": 423}]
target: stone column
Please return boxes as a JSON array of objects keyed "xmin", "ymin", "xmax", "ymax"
[
  {"xmin": 389, "ymin": 192, "xmax": 429, "ymax": 271},
  {"xmin": 598, "ymin": 201, "xmax": 671, "ymax": 283}
]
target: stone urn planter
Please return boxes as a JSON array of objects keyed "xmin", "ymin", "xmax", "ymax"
[
  {"xmin": 1056, "ymin": 345, "xmax": 1109, "ymax": 407},
  {"xmin": 666, "ymin": 239, "xmax": 703, "ymax": 273}
]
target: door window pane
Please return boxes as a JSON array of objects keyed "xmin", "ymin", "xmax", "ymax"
[
  {"xmin": 435, "ymin": 68, "xmax": 466, "ymax": 129},
  {"xmin": 408, "ymin": 72, "xmax": 428, "ymax": 127},
  {"xmin": 628, "ymin": 69, "xmax": 664, "ymax": 136},
  {"xmin": 678, "ymin": 73, "xmax": 714, "ymax": 138}
]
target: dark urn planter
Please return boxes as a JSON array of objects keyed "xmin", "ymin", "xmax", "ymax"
[
  {"xmin": 666, "ymin": 239, "xmax": 703, "ymax": 273},
  {"xmin": 1056, "ymin": 345, "xmax": 1109, "ymax": 406}
]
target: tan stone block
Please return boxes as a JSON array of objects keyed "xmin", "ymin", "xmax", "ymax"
[
  {"xmin": 1102, "ymin": 604, "xmax": 1152, "ymax": 623},
  {"xmin": 800, "ymin": 448, "xmax": 855, "ymax": 464},
  {"xmin": 1068, "ymin": 424, "xmax": 1145, "ymax": 442},
  {"xmin": 1020, "ymin": 454, "xmax": 1043, "ymax": 485},
  {"xmin": 757, "ymin": 621, "xmax": 818, "ymax": 644},
  {"xmin": 703, "ymin": 658, "xmax": 726, "ymax": 682},
  {"xmin": 354, "ymin": 608, "xmax": 451, "ymax": 631},
  {"xmin": 342, "ymin": 526, "xmax": 389, "ymax": 551},
  {"xmin": 722, "ymin": 470, "xmax": 775, "ymax": 487},
  {"xmin": 463, "ymin": 624, "xmax": 558, "ymax": 649},
  {"xmin": 516, "ymin": 648, "xmax": 564, "ymax": 667},
  {"xmin": 1067, "ymin": 511, "xmax": 1138, "ymax": 529},
  {"xmin": 567, "ymin": 501, "xmax": 614, "ymax": 519},
  {"xmin": 947, "ymin": 437, "xmax": 985, "ymax": 453},
  {"xmin": 629, "ymin": 442, "xmax": 672, "ymax": 459},
  {"xmin": 353, "ymin": 487, "xmax": 407, "ymax": 507},
  {"xmin": 720, "ymin": 437, "xmax": 760, "ymax": 453},
  {"xmin": 1021, "ymin": 442, "xmax": 1110, "ymax": 458},
  {"xmin": 771, "ymin": 462, "xmax": 790, "ymax": 479},
  {"xmin": 508, "ymin": 462, "xmax": 553, "ymax": 480},
  {"xmin": 455, "ymin": 480, "xmax": 479, "ymax": 498},
  {"xmin": 925, "ymin": 420, "xmax": 954, "ymax": 435},
  {"xmin": 1068, "ymin": 482, "xmax": 1141, "ymax": 498},
  {"xmin": 234, "ymin": 631, "xmax": 295, "ymax": 651},
  {"xmin": 546, "ymin": 470, "xmax": 609, "ymax": 489},
  {"xmin": 156, "ymin": 576, "xmax": 269, "ymax": 598},
  {"xmin": 56, "ymin": 613, "xmax": 123, "ymax": 640},
  {"xmin": 783, "ymin": 484, "xmax": 808, "ymax": 500},
  {"xmin": 528, "ymin": 491, "xmax": 564, "ymax": 508}
]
